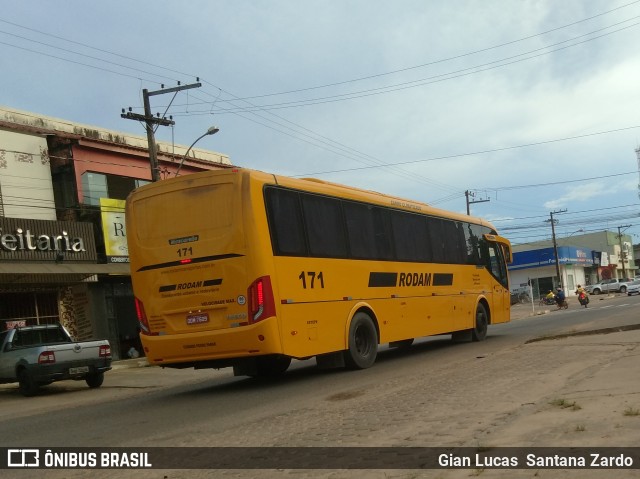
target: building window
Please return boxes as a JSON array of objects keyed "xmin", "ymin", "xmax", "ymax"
[
  {"xmin": 82, "ymin": 172, "xmax": 108, "ymax": 205},
  {"xmin": 81, "ymin": 172, "xmax": 147, "ymax": 206}
]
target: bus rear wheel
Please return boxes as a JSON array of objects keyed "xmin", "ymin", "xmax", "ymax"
[
  {"xmin": 472, "ymin": 303, "xmax": 489, "ymax": 342},
  {"xmin": 345, "ymin": 312, "xmax": 378, "ymax": 369},
  {"xmin": 253, "ymin": 355, "xmax": 291, "ymax": 377}
]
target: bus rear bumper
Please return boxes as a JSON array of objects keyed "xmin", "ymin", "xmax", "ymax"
[{"xmin": 140, "ymin": 318, "xmax": 282, "ymax": 367}]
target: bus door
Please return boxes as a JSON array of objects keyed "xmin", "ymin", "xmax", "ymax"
[{"xmin": 484, "ymin": 235, "xmax": 510, "ymax": 324}]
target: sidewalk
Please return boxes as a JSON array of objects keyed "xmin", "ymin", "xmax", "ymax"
[
  {"xmin": 510, "ymin": 292, "xmax": 621, "ymax": 321},
  {"xmin": 110, "ymin": 356, "xmax": 149, "ymax": 370}
]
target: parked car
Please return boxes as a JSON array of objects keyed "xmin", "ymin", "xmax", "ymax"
[
  {"xmin": 627, "ymin": 279, "xmax": 640, "ymax": 296},
  {"xmin": 585, "ymin": 278, "xmax": 633, "ymax": 295},
  {"xmin": 0, "ymin": 323, "xmax": 112, "ymax": 396}
]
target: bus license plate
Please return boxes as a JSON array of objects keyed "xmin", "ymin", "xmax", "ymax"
[
  {"xmin": 186, "ymin": 313, "xmax": 209, "ymax": 325},
  {"xmin": 69, "ymin": 366, "xmax": 89, "ymax": 375}
]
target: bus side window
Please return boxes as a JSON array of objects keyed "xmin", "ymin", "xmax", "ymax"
[
  {"xmin": 391, "ymin": 211, "xmax": 431, "ymax": 262},
  {"xmin": 265, "ymin": 188, "xmax": 307, "ymax": 256},
  {"xmin": 343, "ymin": 202, "xmax": 391, "ymax": 260},
  {"xmin": 464, "ymin": 224, "xmax": 483, "ymax": 265},
  {"xmin": 427, "ymin": 218, "xmax": 446, "ymax": 263},
  {"xmin": 301, "ymin": 194, "xmax": 348, "ymax": 258}
]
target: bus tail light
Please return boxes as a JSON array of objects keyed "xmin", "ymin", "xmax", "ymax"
[
  {"xmin": 135, "ymin": 297, "xmax": 156, "ymax": 335},
  {"xmin": 248, "ymin": 276, "xmax": 276, "ymax": 323}
]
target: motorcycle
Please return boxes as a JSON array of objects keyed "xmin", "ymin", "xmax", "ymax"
[
  {"xmin": 540, "ymin": 296, "xmax": 556, "ymax": 306},
  {"xmin": 578, "ymin": 292, "xmax": 589, "ymax": 308}
]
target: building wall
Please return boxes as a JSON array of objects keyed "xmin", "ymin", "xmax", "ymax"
[
  {"xmin": 0, "ymin": 107, "xmax": 232, "ymax": 360},
  {"xmin": 0, "ymin": 129, "xmax": 56, "ymax": 220}
]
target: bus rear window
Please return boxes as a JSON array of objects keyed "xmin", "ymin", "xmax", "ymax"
[{"xmin": 133, "ymin": 183, "xmax": 233, "ymax": 240}]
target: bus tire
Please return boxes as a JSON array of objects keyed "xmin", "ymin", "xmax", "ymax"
[
  {"xmin": 471, "ymin": 303, "xmax": 489, "ymax": 342},
  {"xmin": 345, "ymin": 312, "xmax": 378, "ymax": 369},
  {"xmin": 253, "ymin": 355, "xmax": 291, "ymax": 377}
]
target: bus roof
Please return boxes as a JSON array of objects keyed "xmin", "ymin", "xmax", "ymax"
[{"xmin": 129, "ymin": 167, "xmax": 498, "ymax": 232}]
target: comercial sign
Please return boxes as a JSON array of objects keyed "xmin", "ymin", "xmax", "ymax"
[
  {"xmin": 100, "ymin": 198, "xmax": 128, "ymax": 263},
  {"xmin": 0, "ymin": 217, "xmax": 97, "ymax": 262}
]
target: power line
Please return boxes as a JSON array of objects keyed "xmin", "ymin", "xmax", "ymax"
[
  {"xmin": 1, "ymin": 8, "xmax": 638, "ymax": 199},
  {"xmin": 177, "ymin": 19, "xmax": 640, "ymax": 113},
  {"xmin": 214, "ymin": 0, "xmax": 640, "ymax": 101},
  {"xmin": 296, "ymin": 125, "xmax": 640, "ymax": 176}
]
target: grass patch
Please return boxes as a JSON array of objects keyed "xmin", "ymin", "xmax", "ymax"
[{"xmin": 623, "ymin": 407, "xmax": 640, "ymax": 417}]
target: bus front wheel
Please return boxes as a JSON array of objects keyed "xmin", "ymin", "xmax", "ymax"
[
  {"xmin": 472, "ymin": 303, "xmax": 489, "ymax": 342},
  {"xmin": 345, "ymin": 312, "xmax": 378, "ymax": 369}
]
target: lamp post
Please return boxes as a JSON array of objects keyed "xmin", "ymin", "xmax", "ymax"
[{"xmin": 175, "ymin": 126, "xmax": 220, "ymax": 177}]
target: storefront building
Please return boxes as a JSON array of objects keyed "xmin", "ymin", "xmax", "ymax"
[
  {"xmin": 509, "ymin": 231, "xmax": 637, "ymax": 298},
  {"xmin": 509, "ymin": 246, "xmax": 595, "ymax": 298},
  {"xmin": 0, "ymin": 107, "xmax": 231, "ymax": 359}
]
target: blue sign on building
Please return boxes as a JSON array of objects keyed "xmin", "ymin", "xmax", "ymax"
[{"xmin": 509, "ymin": 246, "xmax": 595, "ymax": 271}]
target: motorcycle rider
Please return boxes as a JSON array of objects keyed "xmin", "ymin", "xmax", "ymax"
[
  {"xmin": 545, "ymin": 290, "xmax": 555, "ymax": 302},
  {"xmin": 555, "ymin": 287, "xmax": 566, "ymax": 309},
  {"xmin": 575, "ymin": 284, "xmax": 589, "ymax": 308}
]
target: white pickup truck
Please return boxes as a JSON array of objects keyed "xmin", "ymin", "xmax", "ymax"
[
  {"xmin": 585, "ymin": 278, "xmax": 633, "ymax": 295},
  {"xmin": 0, "ymin": 323, "xmax": 112, "ymax": 396}
]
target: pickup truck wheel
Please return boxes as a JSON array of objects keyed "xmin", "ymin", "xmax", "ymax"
[
  {"xmin": 85, "ymin": 372, "xmax": 104, "ymax": 388},
  {"xmin": 18, "ymin": 369, "xmax": 39, "ymax": 397}
]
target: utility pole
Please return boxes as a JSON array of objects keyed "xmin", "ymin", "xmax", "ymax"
[
  {"xmin": 465, "ymin": 190, "xmax": 490, "ymax": 215},
  {"xmin": 121, "ymin": 81, "xmax": 202, "ymax": 182},
  {"xmin": 617, "ymin": 225, "xmax": 632, "ymax": 278},
  {"xmin": 548, "ymin": 209, "xmax": 567, "ymax": 288}
]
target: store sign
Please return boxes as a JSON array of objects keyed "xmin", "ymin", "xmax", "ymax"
[
  {"xmin": 0, "ymin": 228, "xmax": 85, "ymax": 252},
  {"xmin": 0, "ymin": 217, "xmax": 96, "ymax": 261},
  {"xmin": 4, "ymin": 320, "xmax": 27, "ymax": 330},
  {"xmin": 100, "ymin": 198, "xmax": 129, "ymax": 263}
]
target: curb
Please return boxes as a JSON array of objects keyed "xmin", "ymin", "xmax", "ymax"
[
  {"xmin": 111, "ymin": 358, "xmax": 150, "ymax": 370},
  {"xmin": 525, "ymin": 323, "xmax": 640, "ymax": 343}
]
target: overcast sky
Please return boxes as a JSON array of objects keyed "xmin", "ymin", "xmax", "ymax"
[{"xmin": 2, "ymin": 0, "xmax": 640, "ymax": 245}]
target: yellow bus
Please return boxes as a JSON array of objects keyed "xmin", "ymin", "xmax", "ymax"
[{"xmin": 126, "ymin": 168, "xmax": 512, "ymax": 376}]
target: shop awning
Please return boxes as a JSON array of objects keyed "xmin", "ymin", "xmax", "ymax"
[{"xmin": 0, "ymin": 262, "xmax": 130, "ymax": 284}]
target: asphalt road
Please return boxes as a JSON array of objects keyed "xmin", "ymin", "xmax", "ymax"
[{"xmin": 1, "ymin": 293, "xmax": 638, "ymax": 452}]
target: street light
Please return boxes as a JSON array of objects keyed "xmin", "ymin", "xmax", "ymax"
[{"xmin": 175, "ymin": 126, "xmax": 220, "ymax": 177}]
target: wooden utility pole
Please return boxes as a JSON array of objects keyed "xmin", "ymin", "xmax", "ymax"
[
  {"xmin": 465, "ymin": 190, "xmax": 490, "ymax": 215},
  {"xmin": 122, "ymin": 81, "xmax": 202, "ymax": 181},
  {"xmin": 549, "ymin": 209, "xmax": 567, "ymax": 288},
  {"xmin": 617, "ymin": 225, "xmax": 632, "ymax": 278}
]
